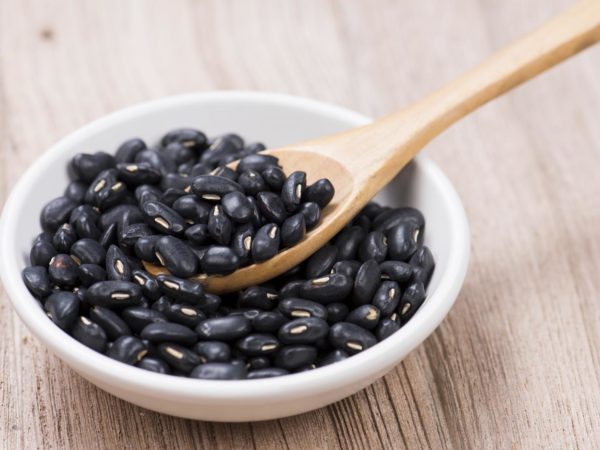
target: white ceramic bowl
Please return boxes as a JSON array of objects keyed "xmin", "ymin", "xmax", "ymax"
[{"xmin": 0, "ymin": 92, "xmax": 469, "ymax": 421}]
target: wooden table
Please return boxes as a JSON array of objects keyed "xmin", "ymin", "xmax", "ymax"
[{"xmin": 2, "ymin": 1, "xmax": 599, "ymax": 448}]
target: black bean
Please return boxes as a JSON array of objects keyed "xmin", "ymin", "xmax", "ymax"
[
  {"xmin": 333, "ymin": 226, "xmax": 365, "ymax": 261},
  {"xmin": 358, "ymin": 231, "xmax": 388, "ymax": 263},
  {"xmin": 281, "ymin": 171, "xmax": 306, "ymax": 212},
  {"xmin": 211, "ymin": 166, "xmax": 238, "ymax": 182},
  {"xmin": 219, "ymin": 133, "xmax": 245, "ymax": 151},
  {"xmin": 29, "ymin": 239, "xmax": 57, "ymax": 267},
  {"xmin": 371, "ymin": 281, "xmax": 400, "ymax": 316},
  {"xmin": 346, "ymin": 304, "xmax": 380, "ymax": 330},
  {"xmin": 373, "ymin": 207, "xmax": 425, "ymax": 232},
  {"xmin": 165, "ymin": 303, "xmax": 205, "ymax": 328},
  {"xmin": 78, "ymin": 263, "xmax": 107, "ymax": 287},
  {"xmin": 379, "ymin": 260, "xmax": 413, "ymax": 283},
  {"xmin": 71, "ymin": 316, "xmax": 107, "ymax": 352},
  {"xmin": 298, "ymin": 202, "xmax": 321, "ymax": 230},
  {"xmin": 237, "ymin": 286, "xmax": 277, "ymax": 310},
  {"xmin": 129, "ymin": 270, "xmax": 159, "ymax": 301},
  {"xmin": 48, "ymin": 254, "xmax": 79, "ymax": 287},
  {"xmin": 360, "ymin": 202, "xmax": 385, "ymax": 219},
  {"xmin": 135, "ymin": 184, "xmax": 162, "ymax": 205},
  {"xmin": 134, "ymin": 235, "xmax": 161, "ymax": 263},
  {"xmin": 280, "ymin": 213, "xmax": 306, "ymax": 247},
  {"xmin": 74, "ymin": 213, "xmax": 102, "ymax": 240},
  {"xmin": 190, "ymin": 362, "xmax": 247, "ymax": 380},
  {"xmin": 280, "ymin": 279, "xmax": 304, "ymax": 299},
  {"xmin": 193, "ymin": 341, "xmax": 231, "ymax": 363},
  {"xmin": 85, "ymin": 280, "xmax": 143, "ymax": 308},
  {"xmin": 115, "ymin": 138, "xmax": 146, "ymax": 163},
  {"xmin": 191, "ymin": 175, "xmax": 243, "ymax": 202},
  {"xmin": 161, "ymin": 128, "xmax": 207, "ymax": 151},
  {"xmin": 196, "ymin": 316, "xmax": 251, "ymax": 341},
  {"xmin": 108, "ymin": 336, "xmax": 148, "ymax": 365},
  {"xmin": 141, "ymin": 322, "xmax": 197, "ymax": 345},
  {"xmin": 278, "ymin": 317, "xmax": 329, "ymax": 344},
  {"xmin": 199, "ymin": 246, "xmax": 240, "ymax": 275},
  {"xmin": 252, "ymin": 310, "xmax": 287, "ymax": 333},
  {"xmin": 136, "ymin": 357, "xmax": 171, "ymax": 374},
  {"xmin": 151, "ymin": 296, "xmax": 172, "ymax": 314},
  {"xmin": 353, "ymin": 260, "xmax": 381, "ymax": 305},
  {"xmin": 183, "ymin": 224, "xmax": 209, "ymax": 246},
  {"xmin": 331, "ymin": 260, "xmax": 361, "ymax": 279},
  {"xmin": 40, "ymin": 197, "xmax": 78, "ymax": 232},
  {"xmin": 154, "ymin": 236, "xmax": 199, "ymax": 278},
  {"xmin": 116, "ymin": 162, "xmax": 161, "ymax": 186},
  {"xmin": 121, "ymin": 307, "xmax": 166, "ymax": 333},
  {"xmin": 318, "ymin": 349, "xmax": 349, "ymax": 367},
  {"xmin": 237, "ymin": 170, "xmax": 266, "ymax": 196},
  {"xmin": 44, "ymin": 291, "xmax": 79, "ymax": 330},
  {"xmin": 256, "ymin": 192, "xmax": 287, "ymax": 224},
  {"xmin": 119, "ymin": 223, "xmax": 153, "ymax": 249},
  {"xmin": 98, "ymin": 204, "xmax": 144, "ymax": 231},
  {"xmin": 141, "ymin": 201, "xmax": 187, "ymax": 236},
  {"xmin": 89, "ymin": 306, "xmax": 131, "ymax": 339},
  {"xmin": 278, "ymin": 298, "xmax": 328, "ymax": 320},
  {"xmin": 207, "ymin": 205, "xmax": 233, "ymax": 245},
  {"xmin": 104, "ymin": 245, "xmax": 131, "ymax": 281},
  {"xmin": 247, "ymin": 368, "xmax": 289, "ymax": 379},
  {"xmin": 387, "ymin": 223, "xmax": 422, "ymax": 261},
  {"xmin": 298, "ymin": 274, "xmax": 353, "ymax": 304},
  {"xmin": 242, "ymin": 141, "xmax": 265, "ymax": 154},
  {"xmin": 51, "ymin": 224, "xmax": 76, "ymax": 253},
  {"xmin": 353, "ymin": 214, "xmax": 371, "ymax": 232},
  {"xmin": 398, "ymin": 282, "xmax": 426, "ymax": 323},
  {"xmin": 230, "ymin": 223, "xmax": 254, "ymax": 264},
  {"xmin": 246, "ymin": 196, "xmax": 263, "ymax": 227},
  {"xmin": 274, "ymin": 345, "xmax": 317, "ymax": 371},
  {"xmin": 23, "ymin": 266, "xmax": 52, "ymax": 298},
  {"xmin": 410, "ymin": 246, "xmax": 435, "ymax": 286},
  {"xmin": 157, "ymin": 343, "xmax": 201, "ymax": 373},
  {"xmin": 237, "ymin": 154, "xmax": 279, "ymax": 172},
  {"xmin": 251, "ymin": 223, "xmax": 280, "ymax": 262},
  {"xmin": 305, "ymin": 245, "xmax": 338, "ymax": 278},
  {"xmin": 85, "ymin": 169, "xmax": 127, "ymax": 210},
  {"xmin": 69, "ymin": 204, "xmax": 99, "ymax": 225},
  {"xmin": 71, "ymin": 238, "xmax": 106, "ymax": 266},
  {"xmin": 163, "ymin": 141, "xmax": 195, "ymax": 165},
  {"xmin": 71, "ymin": 152, "xmax": 115, "ymax": 183},
  {"xmin": 188, "ymin": 162, "xmax": 212, "ymax": 177},
  {"xmin": 64, "ymin": 181, "xmax": 88, "ymax": 203},
  {"xmin": 246, "ymin": 356, "xmax": 269, "ymax": 370},
  {"xmin": 261, "ymin": 166, "xmax": 286, "ymax": 192},
  {"xmin": 218, "ymin": 191, "xmax": 252, "ymax": 224},
  {"xmin": 171, "ymin": 195, "xmax": 210, "ymax": 224},
  {"xmin": 200, "ymin": 137, "xmax": 238, "ymax": 165},
  {"xmin": 326, "ymin": 303, "xmax": 349, "ymax": 323},
  {"xmin": 155, "ymin": 274, "xmax": 205, "ymax": 304},
  {"xmin": 304, "ymin": 178, "xmax": 335, "ymax": 208},
  {"xmin": 329, "ymin": 322, "xmax": 377, "ymax": 354},
  {"xmin": 376, "ymin": 318, "xmax": 402, "ymax": 340},
  {"xmin": 236, "ymin": 333, "xmax": 280, "ymax": 356}
]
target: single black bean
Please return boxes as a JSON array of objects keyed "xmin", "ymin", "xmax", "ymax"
[
  {"xmin": 238, "ymin": 286, "xmax": 279, "ymax": 310},
  {"xmin": 237, "ymin": 170, "xmax": 266, "ymax": 196},
  {"xmin": 210, "ymin": 166, "xmax": 238, "ymax": 181},
  {"xmin": 23, "ymin": 266, "xmax": 52, "ymax": 298},
  {"xmin": 278, "ymin": 317, "xmax": 329, "ymax": 344},
  {"xmin": 219, "ymin": 133, "xmax": 245, "ymax": 150},
  {"xmin": 196, "ymin": 316, "xmax": 251, "ymax": 341},
  {"xmin": 281, "ymin": 171, "xmax": 306, "ymax": 212},
  {"xmin": 399, "ymin": 282, "xmax": 426, "ymax": 322},
  {"xmin": 236, "ymin": 333, "xmax": 280, "ymax": 356},
  {"xmin": 141, "ymin": 322, "xmax": 197, "ymax": 345},
  {"xmin": 64, "ymin": 181, "xmax": 88, "ymax": 203},
  {"xmin": 191, "ymin": 175, "xmax": 243, "ymax": 202},
  {"xmin": 163, "ymin": 141, "xmax": 195, "ymax": 165},
  {"xmin": 353, "ymin": 260, "xmax": 381, "ymax": 305},
  {"xmin": 121, "ymin": 307, "xmax": 167, "ymax": 333},
  {"xmin": 247, "ymin": 368, "xmax": 289, "ymax": 379},
  {"xmin": 44, "ymin": 291, "xmax": 79, "ymax": 330},
  {"xmin": 71, "ymin": 238, "xmax": 106, "ymax": 265},
  {"xmin": 246, "ymin": 196, "xmax": 263, "ymax": 227},
  {"xmin": 116, "ymin": 162, "xmax": 161, "ymax": 186},
  {"xmin": 71, "ymin": 152, "xmax": 115, "ymax": 183},
  {"xmin": 74, "ymin": 213, "xmax": 102, "ymax": 240},
  {"xmin": 85, "ymin": 169, "xmax": 127, "ymax": 210},
  {"xmin": 360, "ymin": 202, "xmax": 385, "ymax": 219},
  {"xmin": 278, "ymin": 298, "xmax": 328, "ymax": 320},
  {"xmin": 157, "ymin": 343, "xmax": 201, "ymax": 373},
  {"xmin": 280, "ymin": 279, "xmax": 304, "ymax": 299},
  {"xmin": 135, "ymin": 184, "xmax": 162, "ymax": 205},
  {"xmin": 373, "ymin": 206, "xmax": 425, "ymax": 232},
  {"xmin": 40, "ymin": 197, "xmax": 78, "ymax": 232},
  {"xmin": 379, "ymin": 260, "xmax": 413, "ymax": 283},
  {"xmin": 256, "ymin": 192, "xmax": 286, "ymax": 224},
  {"xmin": 353, "ymin": 214, "xmax": 371, "ymax": 232},
  {"xmin": 98, "ymin": 204, "xmax": 144, "ymax": 230},
  {"xmin": 184, "ymin": 224, "xmax": 210, "ymax": 246},
  {"xmin": 78, "ymin": 263, "xmax": 107, "ymax": 287},
  {"xmin": 242, "ymin": 141, "xmax": 265, "ymax": 154},
  {"xmin": 154, "ymin": 236, "xmax": 199, "ymax": 278},
  {"xmin": 237, "ymin": 154, "xmax": 279, "ymax": 172},
  {"xmin": 159, "ymin": 188, "xmax": 189, "ymax": 208},
  {"xmin": 119, "ymin": 223, "xmax": 153, "ymax": 249},
  {"xmin": 326, "ymin": 303, "xmax": 349, "ymax": 323},
  {"xmin": 410, "ymin": 246, "xmax": 435, "ymax": 286},
  {"xmin": 29, "ymin": 239, "xmax": 57, "ymax": 267},
  {"xmin": 200, "ymin": 246, "xmax": 240, "ymax": 275},
  {"xmin": 130, "ymin": 269, "xmax": 160, "ymax": 300},
  {"xmin": 105, "ymin": 245, "xmax": 131, "ymax": 281},
  {"xmin": 48, "ymin": 254, "xmax": 79, "ymax": 287},
  {"xmin": 346, "ymin": 304, "xmax": 381, "ymax": 330},
  {"xmin": 71, "ymin": 316, "xmax": 107, "ymax": 352},
  {"xmin": 172, "ymin": 195, "xmax": 210, "ymax": 223},
  {"xmin": 280, "ymin": 213, "xmax": 306, "ymax": 247},
  {"xmin": 318, "ymin": 349, "xmax": 349, "ymax": 367},
  {"xmin": 220, "ymin": 191, "xmax": 252, "ymax": 224},
  {"xmin": 108, "ymin": 336, "xmax": 148, "ymax": 365},
  {"xmin": 305, "ymin": 245, "xmax": 338, "ymax": 279},
  {"xmin": 89, "ymin": 305, "xmax": 131, "ymax": 339},
  {"xmin": 161, "ymin": 128, "xmax": 207, "ymax": 151},
  {"xmin": 190, "ymin": 363, "xmax": 247, "ymax": 380},
  {"xmin": 333, "ymin": 226, "xmax": 365, "ymax": 260},
  {"xmin": 251, "ymin": 223, "xmax": 280, "ymax": 262},
  {"xmin": 298, "ymin": 274, "xmax": 353, "ymax": 304},
  {"xmin": 200, "ymin": 137, "xmax": 238, "ymax": 165},
  {"xmin": 376, "ymin": 318, "xmax": 402, "ymax": 340},
  {"xmin": 230, "ymin": 223, "xmax": 254, "ymax": 263},
  {"xmin": 155, "ymin": 274, "xmax": 205, "ymax": 304},
  {"xmin": 136, "ymin": 357, "xmax": 171, "ymax": 374},
  {"xmin": 329, "ymin": 322, "xmax": 377, "ymax": 354},
  {"xmin": 304, "ymin": 178, "xmax": 335, "ymax": 208},
  {"xmin": 261, "ymin": 166, "xmax": 286, "ymax": 191},
  {"xmin": 387, "ymin": 223, "xmax": 423, "ymax": 261},
  {"xmin": 96, "ymin": 223, "xmax": 116, "ymax": 250},
  {"xmin": 165, "ymin": 303, "xmax": 205, "ymax": 328},
  {"xmin": 252, "ymin": 311, "xmax": 287, "ymax": 333},
  {"xmin": 193, "ymin": 341, "xmax": 231, "ymax": 363},
  {"xmin": 134, "ymin": 235, "xmax": 161, "ymax": 263},
  {"xmin": 141, "ymin": 201, "xmax": 187, "ymax": 236},
  {"xmin": 189, "ymin": 162, "xmax": 212, "ymax": 177},
  {"xmin": 207, "ymin": 205, "xmax": 233, "ymax": 245},
  {"xmin": 331, "ymin": 260, "xmax": 361, "ymax": 279},
  {"xmin": 69, "ymin": 204, "xmax": 99, "ymax": 225},
  {"xmin": 85, "ymin": 280, "xmax": 143, "ymax": 308},
  {"xmin": 274, "ymin": 345, "xmax": 317, "ymax": 371},
  {"xmin": 115, "ymin": 138, "xmax": 146, "ymax": 163},
  {"xmin": 298, "ymin": 202, "xmax": 321, "ymax": 230},
  {"xmin": 247, "ymin": 356, "xmax": 270, "ymax": 370},
  {"xmin": 358, "ymin": 231, "xmax": 388, "ymax": 263},
  {"xmin": 201, "ymin": 294, "xmax": 222, "ymax": 314},
  {"xmin": 51, "ymin": 224, "xmax": 77, "ymax": 253}
]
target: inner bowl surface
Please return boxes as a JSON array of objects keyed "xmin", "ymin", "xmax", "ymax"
[{"xmin": 0, "ymin": 91, "xmax": 469, "ymax": 421}]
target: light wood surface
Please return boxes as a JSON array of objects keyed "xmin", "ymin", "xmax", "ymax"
[
  {"xmin": 2, "ymin": 0, "xmax": 600, "ymax": 448},
  {"xmin": 147, "ymin": 0, "xmax": 600, "ymax": 293}
]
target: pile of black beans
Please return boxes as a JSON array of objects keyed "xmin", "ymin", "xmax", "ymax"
[{"xmin": 22, "ymin": 129, "xmax": 434, "ymax": 380}]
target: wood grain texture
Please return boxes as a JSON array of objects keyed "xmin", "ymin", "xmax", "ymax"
[{"xmin": 1, "ymin": 0, "xmax": 600, "ymax": 448}]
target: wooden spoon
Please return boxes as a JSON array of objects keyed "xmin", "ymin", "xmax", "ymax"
[{"xmin": 146, "ymin": 0, "xmax": 600, "ymax": 293}]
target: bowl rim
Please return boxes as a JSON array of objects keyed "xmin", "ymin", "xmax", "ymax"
[{"xmin": 0, "ymin": 90, "xmax": 470, "ymax": 402}]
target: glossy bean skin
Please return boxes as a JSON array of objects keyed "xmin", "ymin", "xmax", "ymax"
[
  {"xmin": 44, "ymin": 291, "xmax": 79, "ymax": 330},
  {"xmin": 261, "ymin": 166, "xmax": 286, "ymax": 191},
  {"xmin": 376, "ymin": 318, "xmax": 402, "ymax": 340},
  {"xmin": 196, "ymin": 316, "xmax": 252, "ymax": 341},
  {"xmin": 281, "ymin": 171, "xmax": 306, "ymax": 212},
  {"xmin": 398, "ymin": 282, "xmax": 426, "ymax": 323},
  {"xmin": 155, "ymin": 274, "xmax": 205, "ymax": 304},
  {"xmin": 184, "ymin": 224, "xmax": 211, "ymax": 246},
  {"xmin": 358, "ymin": 231, "xmax": 388, "ymax": 263},
  {"xmin": 164, "ymin": 303, "xmax": 205, "ymax": 328},
  {"xmin": 236, "ymin": 334, "xmax": 280, "ymax": 357},
  {"xmin": 387, "ymin": 223, "xmax": 423, "ymax": 261},
  {"xmin": 71, "ymin": 316, "xmax": 107, "ymax": 352},
  {"xmin": 280, "ymin": 279, "xmax": 304, "ymax": 299},
  {"xmin": 85, "ymin": 281, "xmax": 143, "ymax": 308},
  {"xmin": 78, "ymin": 264, "xmax": 107, "ymax": 287},
  {"xmin": 207, "ymin": 205, "xmax": 233, "ymax": 245},
  {"xmin": 141, "ymin": 201, "xmax": 187, "ymax": 236},
  {"xmin": 161, "ymin": 128, "xmax": 207, "ymax": 151},
  {"xmin": 326, "ymin": 303, "xmax": 349, "ymax": 323},
  {"xmin": 247, "ymin": 368, "xmax": 289, "ymax": 379},
  {"xmin": 105, "ymin": 245, "xmax": 132, "ymax": 281},
  {"xmin": 191, "ymin": 175, "xmax": 243, "ymax": 202},
  {"xmin": 221, "ymin": 191, "xmax": 253, "ymax": 223},
  {"xmin": 85, "ymin": 169, "xmax": 127, "ymax": 210},
  {"xmin": 118, "ymin": 223, "xmax": 154, "ymax": 249},
  {"xmin": 200, "ymin": 246, "xmax": 240, "ymax": 275},
  {"xmin": 22, "ymin": 266, "xmax": 52, "ymax": 299},
  {"xmin": 329, "ymin": 322, "xmax": 377, "ymax": 355},
  {"xmin": 108, "ymin": 336, "xmax": 148, "ymax": 365},
  {"xmin": 256, "ymin": 192, "xmax": 287, "ymax": 224},
  {"xmin": 141, "ymin": 322, "xmax": 197, "ymax": 345},
  {"xmin": 280, "ymin": 213, "xmax": 306, "ymax": 247},
  {"xmin": 353, "ymin": 260, "xmax": 381, "ymax": 305},
  {"xmin": 274, "ymin": 345, "xmax": 317, "ymax": 371},
  {"xmin": 346, "ymin": 304, "xmax": 381, "ymax": 330},
  {"xmin": 331, "ymin": 260, "xmax": 361, "ymax": 279},
  {"xmin": 157, "ymin": 343, "xmax": 201, "ymax": 373},
  {"xmin": 190, "ymin": 363, "xmax": 247, "ymax": 380},
  {"xmin": 98, "ymin": 205, "xmax": 144, "ymax": 231},
  {"xmin": 230, "ymin": 223, "xmax": 254, "ymax": 264},
  {"xmin": 251, "ymin": 224, "xmax": 280, "ymax": 263},
  {"xmin": 71, "ymin": 152, "xmax": 116, "ymax": 183},
  {"xmin": 304, "ymin": 178, "xmax": 335, "ymax": 208},
  {"xmin": 410, "ymin": 246, "xmax": 435, "ymax": 286},
  {"xmin": 317, "ymin": 349, "xmax": 349, "ymax": 367},
  {"xmin": 333, "ymin": 226, "xmax": 365, "ymax": 260},
  {"xmin": 193, "ymin": 341, "xmax": 231, "ymax": 363},
  {"xmin": 135, "ymin": 184, "xmax": 162, "ymax": 205},
  {"xmin": 52, "ymin": 224, "xmax": 77, "ymax": 253},
  {"xmin": 71, "ymin": 239, "xmax": 106, "ymax": 266},
  {"xmin": 116, "ymin": 162, "xmax": 161, "ymax": 186},
  {"xmin": 136, "ymin": 357, "xmax": 171, "ymax": 374},
  {"xmin": 379, "ymin": 260, "xmax": 413, "ymax": 283},
  {"xmin": 298, "ymin": 274, "xmax": 353, "ymax": 304},
  {"xmin": 298, "ymin": 202, "xmax": 321, "ymax": 230},
  {"xmin": 252, "ymin": 311, "xmax": 287, "ymax": 333},
  {"xmin": 305, "ymin": 245, "xmax": 338, "ymax": 279},
  {"xmin": 154, "ymin": 236, "xmax": 199, "ymax": 278},
  {"xmin": 48, "ymin": 254, "xmax": 79, "ymax": 287},
  {"xmin": 373, "ymin": 207, "xmax": 425, "ymax": 232},
  {"xmin": 134, "ymin": 235, "xmax": 161, "ymax": 263},
  {"xmin": 115, "ymin": 138, "xmax": 146, "ymax": 163},
  {"xmin": 121, "ymin": 307, "xmax": 167, "ymax": 333},
  {"xmin": 40, "ymin": 196, "xmax": 78, "ymax": 232},
  {"xmin": 30, "ymin": 239, "xmax": 58, "ymax": 267},
  {"xmin": 172, "ymin": 195, "xmax": 210, "ymax": 223},
  {"xmin": 89, "ymin": 306, "xmax": 131, "ymax": 339},
  {"xmin": 237, "ymin": 154, "xmax": 279, "ymax": 172},
  {"xmin": 129, "ymin": 269, "xmax": 160, "ymax": 300},
  {"xmin": 237, "ymin": 170, "xmax": 266, "ymax": 196},
  {"xmin": 278, "ymin": 317, "xmax": 329, "ymax": 345},
  {"xmin": 64, "ymin": 181, "xmax": 88, "ymax": 203},
  {"xmin": 278, "ymin": 298, "xmax": 328, "ymax": 320},
  {"xmin": 238, "ymin": 286, "xmax": 279, "ymax": 310},
  {"xmin": 372, "ymin": 280, "xmax": 401, "ymax": 316}
]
